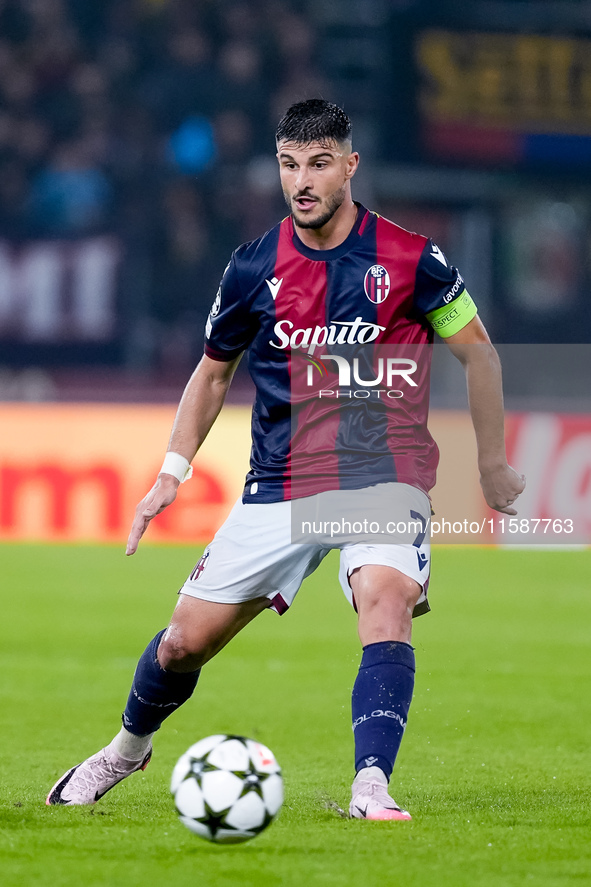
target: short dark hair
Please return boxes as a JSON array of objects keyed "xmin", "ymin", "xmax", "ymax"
[{"xmin": 276, "ymin": 99, "xmax": 352, "ymax": 147}]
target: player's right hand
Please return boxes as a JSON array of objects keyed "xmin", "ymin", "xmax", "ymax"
[{"xmin": 126, "ymin": 473, "xmax": 180, "ymax": 555}]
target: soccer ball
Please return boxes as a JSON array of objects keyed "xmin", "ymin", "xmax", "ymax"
[{"xmin": 171, "ymin": 734, "xmax": 283, "ymax": 844}]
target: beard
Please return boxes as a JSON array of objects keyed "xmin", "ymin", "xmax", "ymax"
[{"xmin": 284, "ymin": 185, "xmax": 346, "ymax": 230}]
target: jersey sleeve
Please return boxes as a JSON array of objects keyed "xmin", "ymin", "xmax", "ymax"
[
  {"xmin": 204, "ymin": 253, "xmax": 256, "ymax": 361},
  {"xmin": 413, "ymin": 239, "xmax": 478, "ymax": 338}
]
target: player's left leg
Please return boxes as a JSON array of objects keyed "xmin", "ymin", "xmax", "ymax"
[{"xmin": 348, "ymin": 564, "xmax": 422, "ymax": 821}]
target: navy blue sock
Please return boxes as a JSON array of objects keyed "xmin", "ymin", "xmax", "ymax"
[
  {"xmin": 122, "ymin": 630, "xmax": 200, "ymax": 736},
  {"xmin": 351, "ymin": 641, "xmax": 415, "ymax": 779}
]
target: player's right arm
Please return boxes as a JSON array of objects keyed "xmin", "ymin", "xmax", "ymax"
[
  {"xmin": 128, "ymin": 247, "xmax": 256, "ymax": 555},
  {"xmin": 126, "ymin": 354, "xmax": 241, "ymax": 555}
]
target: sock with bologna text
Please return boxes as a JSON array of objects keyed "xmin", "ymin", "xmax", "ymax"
[
  {"xmin": 351, "ymin": 640, "xmax": 415, "ymax": 779},
  {"xmin": 122, "ymin": 629, "xmax": 201, "ymax": 736}
]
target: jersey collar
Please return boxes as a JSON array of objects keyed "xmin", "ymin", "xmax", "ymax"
[{"xmin": 290, "ymin": 203, "xmax": 368, "ymax": 261}]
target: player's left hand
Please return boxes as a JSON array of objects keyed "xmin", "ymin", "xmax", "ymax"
[{"xmin": 480, "ymin": 463, "xmax": 526, "ymax": 515}]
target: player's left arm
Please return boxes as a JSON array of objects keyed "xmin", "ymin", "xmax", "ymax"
[
  {"xmin": 444, "ymin": 316, "xmax": 526, "ymax": 515},
  {"xmin": 413, "ymin": 238, "xmax": 525, "ymax": 513}
]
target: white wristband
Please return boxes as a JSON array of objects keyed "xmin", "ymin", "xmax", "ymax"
[{"xmin": 159, "ymin": 452, "xmax": 193, "ymax": 483}]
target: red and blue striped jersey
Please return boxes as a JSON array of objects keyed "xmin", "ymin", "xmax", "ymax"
[{"xmin": 204, "ymin": 206, "xmax": 475, "ymax": 503}]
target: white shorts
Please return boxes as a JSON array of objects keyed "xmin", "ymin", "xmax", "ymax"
[{"xmin": 180, "ymin": 484, "xmax": 431, "ymax": 618}]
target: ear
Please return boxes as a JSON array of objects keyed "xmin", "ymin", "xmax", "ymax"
[{"xmin": 345, "ymin": 152, "xmax": 360, "ymax": 180}]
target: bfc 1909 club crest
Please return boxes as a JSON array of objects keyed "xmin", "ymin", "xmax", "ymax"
[
  {"xmin": 190, "ymin": 549, "xmax": 210, "ymax": 581},
  {"xmin": 364, "ymin": 265, "xmax": 390, "ymax": 304}
]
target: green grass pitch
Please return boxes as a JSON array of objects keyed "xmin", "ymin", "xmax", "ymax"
[{"xmin": 1, "ymin": 542, "xmax": 589, "ymax": 887}]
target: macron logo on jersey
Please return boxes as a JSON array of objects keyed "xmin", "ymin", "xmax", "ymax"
[
  {"xmin": 430, "ymin": 245, "xmax": 448, "ymax": 267},
  {"xmin": 265, "ymin": 277, "xmax": 283, "ymax": 300}
]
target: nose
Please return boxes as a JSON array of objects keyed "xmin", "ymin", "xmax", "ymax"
[{"xmin": 295, "ymin": 165, "xmax": 312, "ymax": 192}]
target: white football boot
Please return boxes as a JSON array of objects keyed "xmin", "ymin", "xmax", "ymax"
[
  {"xmin": 46, "ymin": 744, "xmax": 152, "ymax": 806},
  {"xmin": 349, "ymin": 766, "xmax": 412, "ymax": 821}
]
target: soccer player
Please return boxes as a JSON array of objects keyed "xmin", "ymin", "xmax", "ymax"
[{"xmin": 47, "ymin": 100, "xmax": 525, "ymax": 819}]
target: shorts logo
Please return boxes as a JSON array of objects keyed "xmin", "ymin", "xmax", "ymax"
[
  {"xmin": 190, "ymin": 549, "xmax": 210, "ymax": 581},
  {"xmin": 364, "ymin": 265, "xmax": 390, "ymax": 304}
]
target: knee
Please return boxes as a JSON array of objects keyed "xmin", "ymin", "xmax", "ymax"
[
  {"xmin": 374, "ymin": 584, "xmax": 419, "ymax": 615},
  {"xmin": 351, "ymin": 566, "xmax": 422, "ymax": 645},
  {"xmin": 157, "ymin": 629, "xmax": 210, "ymax": 673},
  {"xmin": 354, "ymin": 568, "xmax": 421, "ymax": 616},
  {"xmin": 359, "ymin": 589, "xmax": 417, "ymax": 634}
]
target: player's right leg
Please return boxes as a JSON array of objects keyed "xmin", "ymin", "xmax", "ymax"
[
  {"xmin": 47, "ymin": 497, "xmax": 325, "ymax": 807},
  {"xmin": 46, "ymin": 594, "xmax": 269, "ymax": 806}
]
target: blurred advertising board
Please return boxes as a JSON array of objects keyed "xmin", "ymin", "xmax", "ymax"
[
  {"xmin": 0, "ymin": 404, "xmax": 589, "ymax": 546},
  {"xmin": 0, "ymin": 404, "xmax": 250, "ymax": 545},
  {"xmin": 431, "ymin": 411, "xmax": 590, "ymax": 546},
  {"xmin": 500, "ymin": 412, "xmax": 591, "ymax": 546},
  {"xmin": 415, "ymin": 30, "xmax": 591, "ymax": 167}
]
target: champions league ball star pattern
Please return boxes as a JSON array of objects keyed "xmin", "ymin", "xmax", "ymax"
[
  {"xmin": 171, "ymin": 735, "xmax": 283, "ymax": 844},
  {"xmin": 204, "ymin": 205, "xmax": 477, "ymax": 503}
]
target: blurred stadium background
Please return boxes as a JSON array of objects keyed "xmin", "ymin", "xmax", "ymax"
[
  {"xmin": 0, "ymin": 0, "xmax": 590, "ymax": 546},
  {"xmin": 1, "ymin": 7, "xmax": 590, "ymax": 884}
]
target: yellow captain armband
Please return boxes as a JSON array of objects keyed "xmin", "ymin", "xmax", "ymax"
[{"xmin": 425, "ymin": 290, "xmax": 478, "ymax": 338}]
